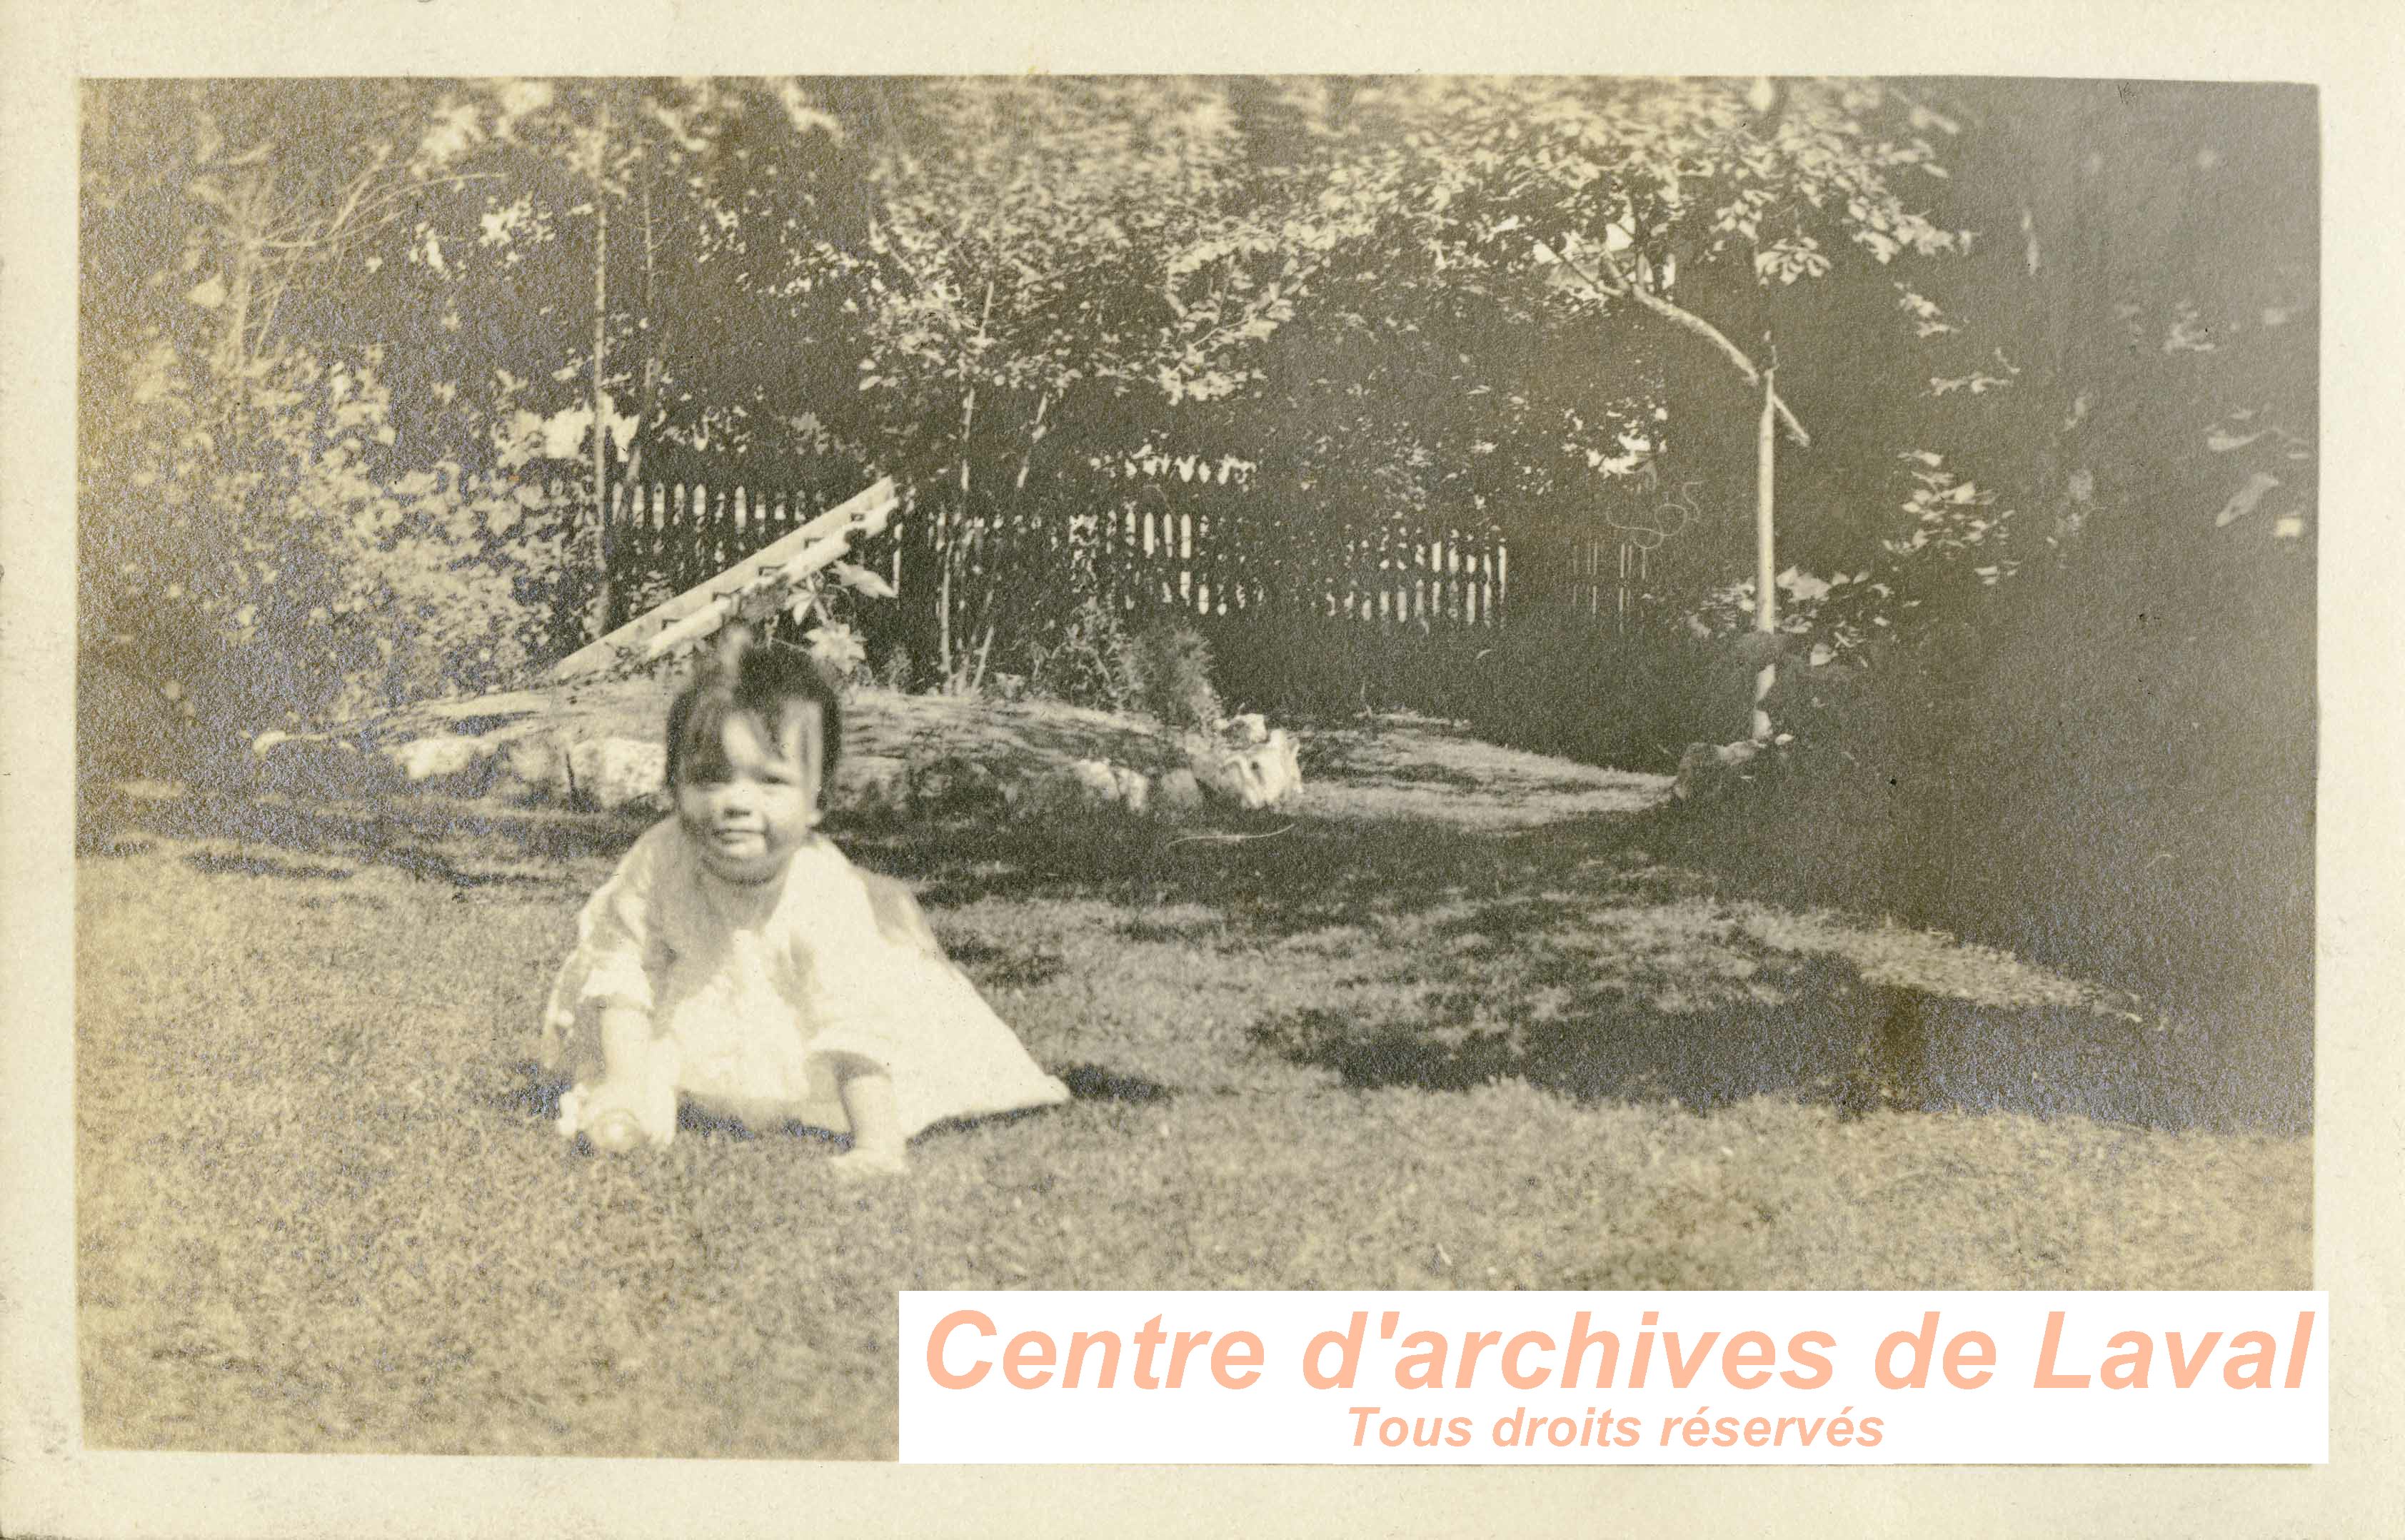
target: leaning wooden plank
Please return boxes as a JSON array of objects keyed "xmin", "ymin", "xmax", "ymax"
[
  {"xmin": 639, "ymin": 531, "xmax": 870, "ymax": 662},
  {"xmin": 551, "ymin": 476, "xmax": 897, "ymax": 679}
]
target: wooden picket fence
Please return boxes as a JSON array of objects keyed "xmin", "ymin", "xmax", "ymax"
[
  {"xmin": 606, "ymin": 473, "xmax": 902, "ymax": 609},
  {"xmin": 1068, "ymin": 500, "xmax": 1510, "ymax": 627},
  {"xmin": 596, "ymin": 461, "xmax": 1512, "ymax": 636}
]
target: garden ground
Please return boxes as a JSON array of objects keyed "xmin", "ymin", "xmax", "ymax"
[{"xmin": 76, "ymin": 707, "xmax": 2309, "ymax": 1457}]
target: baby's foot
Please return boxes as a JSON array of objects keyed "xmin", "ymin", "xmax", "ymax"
[{"xmin": 828, "ymin": 1146, "xmax": 911, "ymax": 1179}]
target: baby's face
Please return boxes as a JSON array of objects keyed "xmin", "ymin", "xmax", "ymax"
[{"xmin": 676, "ymin": 706, "xmax": 824, "ymax": 884}]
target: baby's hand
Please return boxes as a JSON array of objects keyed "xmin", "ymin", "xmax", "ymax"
[
  {"xmin": 586, "ymin": 1107, "xmax": 650, "ymax": 1154},
  {"xmin": 560, "ymin": 1037, "xmax": 683, "ymax": 1153}
]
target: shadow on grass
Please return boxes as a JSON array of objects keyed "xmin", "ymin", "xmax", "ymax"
[
  {"xmin": 94, "ymin": 787, "xmax": 651, "ymax": 888},
  {"xmin": 493, "ymin": 1061, "xmax": 840, "ymax": 1145},
  {"xmin": 1055, "ymin": 1062, "xmax": 1176, "ymax": 1104},
  {"xmin": 1623, "ymin": 783, "xmax": 2311, "ymax": 1136},
  {"xmin": 946, "ymin": 939, "xmax": 1069, "ymax": 990},
  {"xmin": 106, "ymin": 772, "xmax": 2306, "ymax": 1136},
  {"xmin": 1251, "ymin": 953, "xmax": 2289, "ymax": 1134},
  {"xmin": 491, "ymin": 1057, "xmax": 1165, "ymax": 1149},
  {"xmin": 1251, "ymin": 953, "xmax": 1892, "ymax": 1117},
  {"xmin": 181, "ymin": 851, "xmax": 361, "ymax": 882},
  {"xmin": 491, "ymin": 1062, "xmax": 563, "ymax": 1124},
  {"xmin": 847, "ymin": 805, "xmax": 1606, "ymax": 928},
  {"xmin": 833, "ymin": 807, "xmax": 2309, "ymax": 1132}
]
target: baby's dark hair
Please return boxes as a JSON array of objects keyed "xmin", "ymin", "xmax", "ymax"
[{"xmin": 665, "ymin": 625, "xmax": 844, "ymax": 790}]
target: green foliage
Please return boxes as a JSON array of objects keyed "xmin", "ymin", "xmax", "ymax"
[
  {"xmin": 874, "ymin": 643, "xmax": 917, "ymax": 694},
  {"xmin": 81, "ymin": 336, "xmax": 573, "ymax": 734},
  {"xmin": 83, "ymin": 77, "xmax": 1989, "ymax": 692},
  {"xmin": 1624, "ymin": 81, "xmax": 2318, "ymax": 1102},
  {"xmin": 76, "ymin": 77, "xmax": 2312, "ymax": 800},
  {"xmin": 1022, "ymin": 593, "xmax": 1143, "ymax": 715},
  {"xmin": 775, "ymin": 558, "xmax": 894, "ymax": 683},
  {"xmin": 1646, "ymin": 525, "xmax": 2312, "ymax": 1078},
  {"xmin": 1457, "ymin": 613, "xmax": 1747, "ymax": 769},
  {"xmin": 1886, "ymin": 452, "xmax": 2018, "ymax": 578},
  {"xmin": 1016, "ymin": 600, "xmax": 1220, "ymax": 729},
  {"xmin": 1669, "ymin": 451, "xmax": 2018, "ymax": 672},
  {"xmin": 805, "ymin": 79, "xmax": 1401, "ymax": 680},
  {"xmin": 834, "ymin": 79, "xmax": 1360, "ymax": 411},
  {"xmin": 1125, "ymin": 620, "xmax": 1222, "ymax": 730},
  {"xmin": 1203, "ymin": 610, "xmax": 1463, "ymax": 720},
  {"xmin": 1387, "ymin": 76, "xmax": 1965, "ymax": 276}
]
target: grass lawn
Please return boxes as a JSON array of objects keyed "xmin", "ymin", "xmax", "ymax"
[{"xmin": 76, "ymin": 716, "xmax": 2310, "ymax": 1457}]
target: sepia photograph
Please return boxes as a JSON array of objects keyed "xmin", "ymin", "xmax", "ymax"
[{"xmin": 62, "ymin": 69, "xmax": 2323, "ymax": 1467}]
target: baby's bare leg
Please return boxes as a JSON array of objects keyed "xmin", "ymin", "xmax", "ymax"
[{"xmin": 828, "ymin": 1061, "xmax": 909, "ymax": 1176}]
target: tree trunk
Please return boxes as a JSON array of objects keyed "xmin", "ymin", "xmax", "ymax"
[
  {"xmin": 621, "ymin": 171, "xmax": 666, "ymax": 597},
  {"xmin": 963, "ymin": 390, "xmax": 1048, "ymax": 693},
  {"xmin": 943, "ymin": 378, "xmax": 972, "ymax": 683},
  {"xmin": 1752, "ymin": 365, "xmax": 1778, "ymax": 742},
  {"xmin": 588, "ymin": 107, "xmax": 614, "ymax": 638},
  {"xmin": 940, "ymin": 278, "xmax": 998, "ymax": 688}
]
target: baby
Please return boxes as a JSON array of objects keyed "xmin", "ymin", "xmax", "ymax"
[{"xmin": 539, "ymin": 628, "xmax": 1070, "ymax": 1173}]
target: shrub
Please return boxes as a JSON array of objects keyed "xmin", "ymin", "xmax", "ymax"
[
  {"xmin": 1204, "ymin": 600, "xmax": 1738, "ymax": 768},
  {"xmin": 1457, "ymin": 610, "xmax": 1748, "ymax": 770},
  {"xmin": 1015, "ymin": 596, "xmax": 1226, "ymax": 730},
  {"xmin": 82, "ymin": 335, "xmax": 573, "ymax": 740},
  {"xmin": 1023, "ymin": 594, "xmax": 1144, "ymax": 715},
  {"xmin": 1643, "ymin": 521, "xmax": 2312, "ymax": 1067},
  {"xmin": 1125, "ymin": 620, "xmax": 1222, "ymax": 729},
  {"xmin": 1202, "ymin": 608, "xmax": 1481, "ymax": 721}
]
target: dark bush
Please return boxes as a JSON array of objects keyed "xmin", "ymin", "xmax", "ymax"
[
  {"xmin": 1636, "ymin": 525, "xmax": 2312, "ymax": 1128},
  {"xmin": 1126, "ymin": 620, "xmax": 1222, "ymax": 730},
  {"xmin": 77, "ymin": 652, "xmax": 193, "ymax": 782},
  {"xmin": 1202, "ymin": 603, "xmax": 1744, "ymax": 768},
  {"xmin": 1023, "ymin": 594, "xmax": 1144, "ymax": 714},
  {"xmin": 1200, "ymin": 608, "xmax": 1422, "ymax": 718},
  {"xmin": 1457, "ymin": 611, "xmax": 1758, "ymax": 770}
]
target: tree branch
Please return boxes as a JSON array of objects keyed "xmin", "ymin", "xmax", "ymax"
[
  {"xmin": 249, "ymin": 271, "xmax": 295, "ymax": 358},
  {"xmin": 1547, "ymin": 238, "xmax": 1812, "ymax": 448},
  {"xmin": 319, "ymin": 146, "xmax": 395, "ymax": 248},
  {"xmin": 1176, "ymin": 253, "xmax": 1322, "ymax": 367}
]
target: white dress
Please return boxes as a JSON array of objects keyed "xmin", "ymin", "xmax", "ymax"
[{"xmin": 541, "ymin": 820, "xmax": 1070, "ymax": 1142}]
